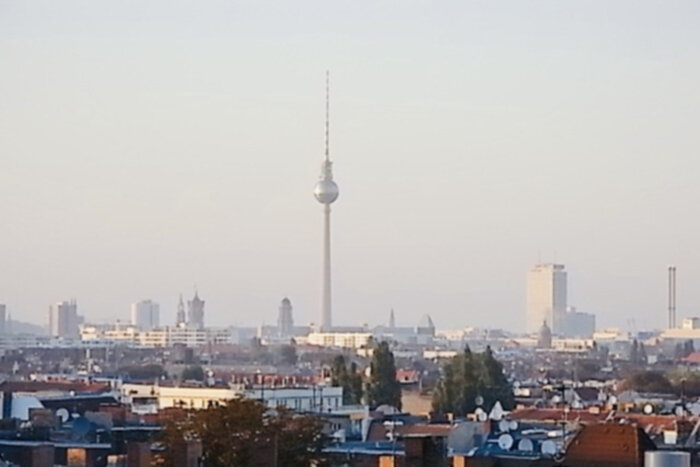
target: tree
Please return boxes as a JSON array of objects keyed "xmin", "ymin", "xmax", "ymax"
[
  {"xmin": 621, "ymin": 371, "xmax": 674, "ymax": 394},
  {"xmin": 347, "ymin": 362, "xmax": 364, "ymax": 405},
  {"xmin": 330, "ymin": 355, "xmax": 364, "ymax": 405},
  {"xmin": 432, "ymin": 346, "xmax": 514, "ymax": 415},
  {"xmin": 120, "ymin": 364, "xmax": 166, "ymax": 381},
  {"xmin": 479, "ymin": 346, "xmax": 515, "ymax": 410},
  {"xmin": 630, "ymin": 339, "xmax": 639, "ymax": 363},
  {"xmin": 277, "ymin": 345, "xmax": 298, "ymax": 366},
  {"xmin": 158, "ymin": 398, "xmax": 325, "ymax": 467},
  {"xmin": 181, "ymin": 365, "xmax": 205, "ymax": 382},
  {"xmin": 366, "ymin": 341, "xmax": 402, "ymax": 410}
]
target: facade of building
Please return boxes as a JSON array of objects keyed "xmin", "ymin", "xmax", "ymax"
[
  {"xmin": 48, "ymin": 300, "xmax": 82, "ymax": 339},
  {"xmin": 559, "ymin": 307, "xmax": 596, "ymax": 338},
  {"xmin": 130, "ymin": 300, "xmax": 159, "ymax": 331},
  {"xmin": 80, "ymin": 324, "xmax": 234, "ymax": 347},
  {"xmin": 305, "ymin": 332, "xmax": 373, "ymax": 349},
  {"xmin": 120, "ymin": 383, "xmax": 343, "ymax": 414},
  {"xmin": 0, "ymin": 304, "xmax": 5, "ymax": 335},
  {"xmin": 277, "ymin": 297, "xmax": 294, "ymax": 337},
  {"xmin": 187, "ymin": 292, "xmax": 205, "ymax": 329},
  {"xmin": 526, "ymin": 263, "xmax": 567, "ymax": 334}
]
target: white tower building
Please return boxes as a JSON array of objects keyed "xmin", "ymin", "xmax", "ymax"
[
  {"xmin": 313, "ymin": 72, "xmax": 339, "ymax": 332},
  {"xmin": 526, "ymin": 263, "xmax": 567, "ymax": 334},
  {"xmin": 130, "ymin": 299, "xmax": 160, "ymax": 331}
]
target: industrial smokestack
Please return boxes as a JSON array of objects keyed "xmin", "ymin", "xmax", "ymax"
[{"xmin": 668, "ymin": 266, "xmax": 677, "ymax": 329}]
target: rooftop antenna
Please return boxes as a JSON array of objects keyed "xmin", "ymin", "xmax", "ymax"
[{"xmin": 324, "ymin": 70, "xmax": 330, "ymax": 162}]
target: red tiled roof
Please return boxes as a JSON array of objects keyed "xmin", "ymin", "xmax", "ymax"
[
  {"xmin": 511, "ymin": 408, "xmax": 682, "ymax": 435},
  {"xmin": 682, "ymin": 352, "xmax": 700, "ymax": 364},
  {"xmin": 511, "ymin": 408, "xmax": 607, "ymax": 424},
  {"xmin": 565, "ymin": 423, "xmax": 655, "ymax": 467}
]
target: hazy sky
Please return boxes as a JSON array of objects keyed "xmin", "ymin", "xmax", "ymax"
[{"xmin": 1, "ymin": 1, "xmax": 699, "ymax": 332}]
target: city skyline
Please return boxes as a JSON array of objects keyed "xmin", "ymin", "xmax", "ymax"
[{"xmin": 2, "ymin": 1, "xmax": 700, "ymax": 331}]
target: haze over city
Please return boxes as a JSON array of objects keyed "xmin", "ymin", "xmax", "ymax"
[{"xmin": 2, "ymin": 1, "xmax": 700, "ymax": 331}]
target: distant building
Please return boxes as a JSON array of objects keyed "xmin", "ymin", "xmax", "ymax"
[
  {"xmin": 372, "ymin": 312, "xmax": 436, "ymax": 345},
  {"xmin": 130, "ymin": 300, "xmax": 160, "ymax": 331},
  {"xmin": 537, "ymin": 320, "xmax": 552, "ymax": 348},
  {"xmin": 526, "ymin": 263, "xmax": 567, "ymax": 334},
  {"xmin": 0, "ymin": 304, "xmax": 5, "ymax": 335},
  {"xmin": 559, "ymin": 306, "xmax": 596, "ymax": 338},
  {"xmin": 187, "ymin": 292, "xmax": 205, "ymax": 329},
  {"xmin": 48, "ymin": 300, "xmax": 82, "ymax": 338},
  {"xmin": 175, "ymin": 294, "xmax": 186, "ymax": 327},
  {"xmin": 80, "ymin": 323, "xmax": 235, "ymax": 347},
  {"xmin": 305, "ymin": 332, "xmax": 373, "ymax": 349},
  {"xmin": 277, "ymin": 297, "xmax": 294, "ymax": 337}
]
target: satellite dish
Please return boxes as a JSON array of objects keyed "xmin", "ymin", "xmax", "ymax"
[
  {"xmin": 477, "ymin": 411, "xmax": 488, "ymax": 422},
  {"xmin": 475, "ymin": 395, "xmax": 484, "ymax": 406},
  {"xmin": 498, "ymin": 420, "xmax": 510, "ymax": 432},
  {"xmin": 509, "ymin": 420, "xmax": 519, "ymax": 431},
  {"xmin": 643, "ymin": 404, "xmax": 654, "ymax": 415},
  {"xmin": 56, "ymin": 408, "xmax": 70, "ymax": 423},
  {"xmin": 541, "ymin": 440, "xmax": 557, "ymax": 455},
  {"xmin": 675, "ymin": 406, "xmax": 685, "ymax": 417},
  {"xmin": 497, "ymin": 434, "xmax": 514, "ymax": 450},
  {"xmin": 518, "ymin": 438, "xmax": 534, "ymax": 452}
]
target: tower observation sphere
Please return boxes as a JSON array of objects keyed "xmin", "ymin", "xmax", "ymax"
[{"xmin": 314, "ymin": 178, "xmax": 339, "ymax": 204}]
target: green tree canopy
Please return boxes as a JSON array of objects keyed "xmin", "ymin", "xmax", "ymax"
[
  {"xmin": 159, "ymin": 398, "xmax": 325, "ymax": 467},
  {"xmin": 432, "ymin": 346, "xmax": 514, "ymax": 416},
  {"xmin": 621, "ymin": 371, "xmax": 674, "ymax": 394},
  {"xmin": 366, "ymin": 341, "xmax": 402, "ymax": 410},
  {"xmin": 330, "ymin": 355, "xmax": 364, "ymax": 405},
  {"xmin": 181, "ymin": 365, "xmax": 205, "ymax": 382}
]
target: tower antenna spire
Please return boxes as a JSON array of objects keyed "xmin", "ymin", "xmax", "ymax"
[{"xmin": 325, "ymin": 70, "xmax": 330, "ymax": 161}]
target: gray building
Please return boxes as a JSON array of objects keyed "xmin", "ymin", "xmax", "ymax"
[
  {"xmin": 187, "ymin": 291, "xmax": 205, "ymax": 329},
  {"xmin": 48, "ymin": 300, "xmax": 82, "ymax": 338}
]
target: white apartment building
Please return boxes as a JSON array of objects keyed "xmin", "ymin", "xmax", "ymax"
[
  {"xmin": 304, "ymin": 332, "xmax": 373, "ymax": 349},
  {"xmin": 526, "ymin": 264, "xmax": 567, "ymax": 334},
  {"xmin": 121, "ymin": 383, "xmax": 343, "ymax": 414},
  {"xmin": 80, "ymin": 324, "xmax": 234, "ymax": 347}
]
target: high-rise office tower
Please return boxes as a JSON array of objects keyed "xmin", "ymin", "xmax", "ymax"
[
  {"xmin": 175, "ymin": 294, "xmax": 186, "ymax": 327},
  {"xmin": 130, "ymin": 300, "xmax": 160, "ymax": 331},
  {"xmin": 187, "ymin": 291, "xmax": 205, "ymax": 329},
  {"xmin": 526, "ymin": 263, "xmax": 567, "ymax": 334},
  {"xmin": 48, "ymin": 300, "xmax": 81, "ymax": 338},
  {"xmin": 277, "ymin": 297, "xmax": 294, "ymax": 337},
  {"xmin": 313, "ymin": 72, "xmax": 339, "ymax": 332},
  {"xmin": 0, "ymin": 304, "xmax": 6, "ymax": 335}
]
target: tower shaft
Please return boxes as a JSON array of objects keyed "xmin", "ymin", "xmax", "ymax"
[{"xmin": 321, "ymin": 204, "xmax": 332, "ymax": 331}]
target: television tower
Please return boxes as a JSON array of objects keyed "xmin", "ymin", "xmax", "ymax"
[{"xmin": 313, "ymin": 71, "xmax": 339, "ymax": 332}]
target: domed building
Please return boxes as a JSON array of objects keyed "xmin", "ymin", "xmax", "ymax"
[{"xmin": 537, "ymin": 320, "xmax": 552, "ymax": 349}]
